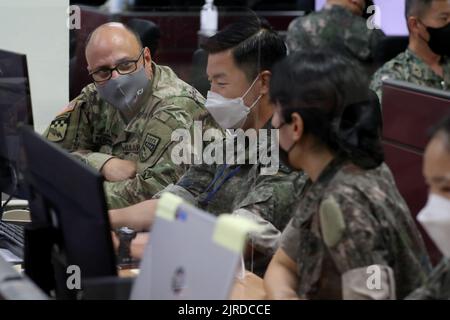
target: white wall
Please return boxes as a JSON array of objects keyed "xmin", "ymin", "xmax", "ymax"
[{"xmin": 0, "ymin": 0, "xmax": 69, "ymax": 133}]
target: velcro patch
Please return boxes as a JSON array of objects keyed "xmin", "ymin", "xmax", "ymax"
[
  {"xmin": 47, "ymin": 116, "xmax": 70, "ymax": 142},
  {"xmin": 57, "ymin": 101, "xmax": 76, "ymax": 117},
  {"xmin": 139, "ymin": 133, "xmax": 161, "ymax": 162},
  {"xmin": 122, "ymin": 142, "xmax": 140, "ymax": 154},
  {"xmin": 319, "ymin": 196, "xmax": 346, "ymax": 248}
]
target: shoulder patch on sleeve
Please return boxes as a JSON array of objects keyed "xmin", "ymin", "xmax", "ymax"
[
  {"xmin": 139, "ymin": 133, "xmax": 161, "ymax": 162},
  {"xmin": 319, "ymin": 196, "xmax": 346, "ymax": 249},
  {"xmin": 154, "ymin": 111, "xmax": 171, "ymax": 123},
  {"xmin": 47, "ymin": 113, "xmax": 71, "ymax": 142}
]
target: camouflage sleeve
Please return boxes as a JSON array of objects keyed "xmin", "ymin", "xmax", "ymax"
[
  {"xmin": 72, "ymin": 151, "xmax": 115, "ymax": 171},
  {"xmin": 152, "ymin": 162, "xmax": 218, "ymax": 206},
  {"xmin": 280, "ymin": 218, "xmax": 300, "ymax": 262},
  {"xmin": 43, "ymin": 85, "xmax": 115, "ymax": 171},
  {"xmin": 232, "ymin": 170, "xmax": 307, "ymax": 257},
  {"xmin": 406, "ymin": 258, "xmax": 450, "ymax": 300},
  {"xmin": 286, "ymin": 18, "xmax": 311, "ymax": 54},
  {"xmin": 43, "ymin": 89, "xmax": 92, "ymax": 151},
  {"xmin": 319, "ymin": 191, "xmax": 389, "ymax": 272},
  {"xmin": 104, "ymin": 100, "xmax": 213, "ymax": 209},
  {"xmin": 319, "ymin": 192, "xmax": 399, "ymax": 299},
  {"xmin": 152, "ymin": 125, "xmax": 224, "ymax": 205},
  {"xmin": 369, "ymin": 61, "xmax": 404, "ymax": 103}
]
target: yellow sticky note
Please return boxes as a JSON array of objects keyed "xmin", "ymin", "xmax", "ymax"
[
  {"xmin": 156, "ymin": 192, "xmax": 184, "ymax": 221},
  {"xmin": 213, "ymin": 215, "xmax": 263, "ymax": 253}
]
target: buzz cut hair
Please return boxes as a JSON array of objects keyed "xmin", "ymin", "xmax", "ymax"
[
  {"xmin": 405, "ymin": 0, "xmax": 435, "ymax": 20},
  {"xmin": 84, "ymin": 23, "xmax": 143, "ymax": 51}
]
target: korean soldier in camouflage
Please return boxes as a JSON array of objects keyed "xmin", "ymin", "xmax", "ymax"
[
  {"xmin": 153, "ymin": 128, "xmax": 308, "ymax": 276},
  {"xmin": 286, "ymin": 0, "xmax": 385, "ymax": 74},
  {"xmin": 109, "ymin": 18, "xmax": 309, "ymax": 276},
  {"xmin": 370, "ymin": 0, "xmax": 450, "ymax": 101},
  {"xmin": 275, "ymin": 160, "xmax": 431, "ymax": 299},
  {"xmin": 264, "ymin": 50, "xmax": 431, "ymax": 300},
  {"xmin": 44, "ymin": 22, "xmax": 218, "ymax": 209},
  {"xmin": 406, "ymin": 114, "xmax": 450, "ymax": 300}
]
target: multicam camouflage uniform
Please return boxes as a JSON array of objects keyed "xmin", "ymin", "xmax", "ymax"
[
  {"xmin": 281, "ymin": 157, "xmax": 432, "ymax": 299},
  {"xmin": 286, "ymin": 4, "xmax": 385, "ymax": 73},
  {"xmin": 44, "ymin": 63, "xmax": 218, "ymax": 209},
  {"xmin": 370, "ymin": 48, "xmax": 450, "ymax": 101},
  {"xmin": 155, "ymin": 123, "xmax": 309, "ymax": 276},
  {"xmin": 406, "ymin": 257, "xmax": 450, "ymax": 300}
]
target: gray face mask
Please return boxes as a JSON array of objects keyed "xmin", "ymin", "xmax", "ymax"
[{"xmin": 96, "ymin": 67, "xmax": 150, "ymax": 121}]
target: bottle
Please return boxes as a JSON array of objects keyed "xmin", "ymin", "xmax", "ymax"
[
  {"xmin": 199, "ymin": 0, "xmax": 218, "ymax": 37},
  {"xmin": 108, "ymin": 0, "xmax": 127, "ymax": 14}
]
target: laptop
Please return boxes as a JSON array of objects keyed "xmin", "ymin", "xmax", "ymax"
[{"xmin": 131, "ymin": 192, "xmax": 260, "ymax": 300}]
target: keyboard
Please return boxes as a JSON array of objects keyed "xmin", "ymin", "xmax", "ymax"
[{"xmin": 0, "ymin": 220, "xmax": 24, "ymax": 258}]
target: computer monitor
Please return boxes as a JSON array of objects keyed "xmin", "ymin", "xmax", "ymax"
[
  {"xmin": 0, "ymin": 49, "xmax": 33, "ymax": 199},
  {"xmin": 382, "ymin": 79, "xmax": 450, "ymax": 265},
  {"xmin": 19, "ymin": 126, "xmax": 117, "ymax": 298}
]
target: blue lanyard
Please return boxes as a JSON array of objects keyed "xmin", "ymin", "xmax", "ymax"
[{"xmin": 199, "ymin": 165, "xmax": 241, "ymax": 206}]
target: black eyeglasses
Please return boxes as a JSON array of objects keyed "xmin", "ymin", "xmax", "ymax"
[
  {"xmin": 272, "ymin": 121, "xmax": 287, "ymax": 130},
  {"xmin": 89, "ymin": 48, "xmax": 145, "ymax": 84}
]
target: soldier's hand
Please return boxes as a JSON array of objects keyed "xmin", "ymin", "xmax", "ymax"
[{"xmin": 101, "ymin": 158, "xmax": 137, "ymax": 182}]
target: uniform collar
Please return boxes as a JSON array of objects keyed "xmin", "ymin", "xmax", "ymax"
[
  {"xmin": 314, "ymin": 155, "xmax": 347, "ymax": 186},
  {"xmin": 405, "ymin": 48, "xmax": 450, "ymax": 85}
]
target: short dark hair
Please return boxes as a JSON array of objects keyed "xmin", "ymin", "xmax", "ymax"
[
  {"xmin": 405, "ymin": 0, "xmax": 434, "ymax": 20},
  {"xmin": 430, "ymin": 113, "xmax": 450, "ymax": 150},
  {"xmin": 127, "ymin": 19, "xmax": 161, "ymax": 55},
  {"xmin": 270, "ymin": 49, "xmax": 384, "ymax": 169},
  {"xmin": 201, "ymin": 16, "xmax": 287, "ymax": 81},
  {"xmin": 85, "ymin": 23, "xmax": 143, "ymax": 51}
]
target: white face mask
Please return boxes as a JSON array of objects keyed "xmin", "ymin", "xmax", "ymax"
[
  {"xmin": 417, "ymin": 193, "xmax": 450, "ymax": 257},
  {"xmin": 205, "ymin": 76, "xmax": 262, "ymax": 129}
]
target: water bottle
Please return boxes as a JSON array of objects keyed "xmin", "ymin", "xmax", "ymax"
[{"xmin": 199, "ymin": 0, "xmax": 218, "ymax": 37}]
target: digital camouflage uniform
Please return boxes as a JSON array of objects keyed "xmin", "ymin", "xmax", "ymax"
[
  {"xmin": 406, "ymin": 257, "xmax": 450, "ymax": 300},
  {"xmin": 155, "ymin": 123, "xmax": 309, "ymax": 276},
  {"xmin": 281, "ymin": 157, "xmax": 432, "ymax": 299},
  {"xmin": 370, "ymin": 48, "xmax": 450, "ymax": 101},
  {"xmin": 286, "ymin": 4, "xmax": 385, "ymax": 73},
  {"xmin": 44, "ymin": 63, "xmax": 218, "ymax": 209}
]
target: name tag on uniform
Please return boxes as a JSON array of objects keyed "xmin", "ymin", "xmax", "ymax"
[{"xmin": 122, "ymin": 142, "xmax": 140, "ymax": 154}]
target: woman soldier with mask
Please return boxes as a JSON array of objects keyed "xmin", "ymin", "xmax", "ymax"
[{"xmin": 263, "ymin": 50, "xmax": 432, "ymax": 300}]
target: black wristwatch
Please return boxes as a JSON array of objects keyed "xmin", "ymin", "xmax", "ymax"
[{"xmin": 116, "ymin": 227, "xmax": 137, "ymax": 265}]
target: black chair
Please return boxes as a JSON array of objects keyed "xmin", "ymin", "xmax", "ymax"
[
  {"xmin": 374, "ymin": 36, "xmax": 409, "ymax": 65},
  {"xmin": 189, "ymin": 48, "xmax": 210, "ymax": 97},
  {"xmin": 127, "ymin": 18, "xmax": 161, "ymax": 56}
]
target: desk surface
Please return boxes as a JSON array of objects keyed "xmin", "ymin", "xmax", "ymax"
[{"xmin": 119, "ymin": 269, "xmax": 266, "ymax": 300}]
